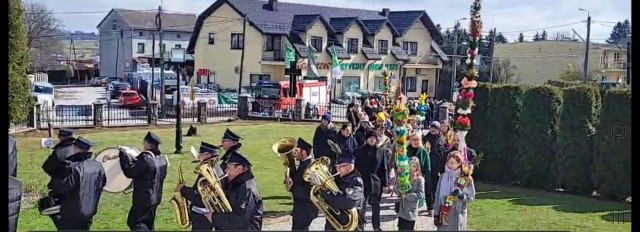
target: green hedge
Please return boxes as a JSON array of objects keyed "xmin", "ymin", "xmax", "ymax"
[
  {"xmin": 476, "ymin": 84, "xmax": 527, "ymax": 183},
  {"xmin": 515, "ymin": 85, "xmax": 563, "ymax": 188},
  {"xmin": 592, "ymin": 89, "xmax": 631, "ymax": 200},
  {"xmin": 554, "ymin": 86, "xmax": 601, "ymax": 194},
  {"xmin": 467, "ymin": 84, "xmax": 492, "ymax": 156}
]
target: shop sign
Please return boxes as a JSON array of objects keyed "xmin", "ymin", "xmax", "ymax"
[{"xmin": 298, "ymin": 61, "xmax": 399, "ymax": 71}]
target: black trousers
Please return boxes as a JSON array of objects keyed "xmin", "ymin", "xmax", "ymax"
[
  {"xmin": 49, "ymin": 214, "xmax": 62, "ymax": 229},
  {"xmin": 397, "ymin": 217, "xmax": 415, "ymax": 231},
  {"xmin": 190, "ymin": 210, "xmax": 214, "ymax": 231},
  {"xmin": 58, "ymin": 217, "xmax": 93, "ymax": 231},
  {"xmin": 363, "ymin": 191, "xmax": 383, "ymax": 229},
  {"xmin": 127, "ymin": 204, "xmax": 159, "ymax": 231},
  {"xmin": 426, "ymin": 173, "xmax": 440, "ymax": 210},
  {"xmin": 291, "ymin": 200, "xmax": 318, "ymax": 231}
]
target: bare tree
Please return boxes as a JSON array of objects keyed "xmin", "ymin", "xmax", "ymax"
[
  {"xmin": 492, "ymin": 58, "xmax": 518, "ymax": 83},
  {"xmin": 551, "ymin": 30, "xmax": 576, "ymax": 41},
  {"xmin": 23, "ymin": 0, "xmax": 64, "ymax": 72}
]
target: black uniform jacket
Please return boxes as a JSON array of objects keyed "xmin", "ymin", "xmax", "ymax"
[
  {"xmin": 9, "ymin": 135, "xmax": 17, "ymax": 178},
  {"xmin": 291, "ymin": 158, "xmax": 315, "ymax": 202},
  {"xmin": 212, "ymin": 171, "xmax": 264, "ymax": 231},
  {"xmin": 9, "ymin": 176, "xmax": 22, "ymax": 232},
  {"xmin": 313, "ymin": 125, "xmax": 336, "ymax": 159},
  {"xmin": 354, "ymin": 144, "xmax": 389, "ymax": 196},
  {"xmin": 119, "ymin": 149, "xmax": 168, "ymax": 206},
  {"xmin": 42, "ymin": 138, "xmax": 76, "ymax": 183},
  {"xmin": 322, "ymin": 170, "xmax": 365, "ymax": 216},
  {"xmin": 50, "ymin": 152, "xmax": 107, "ymax": 219},
  {"xmin": 180, "ymin": 158, "xmax": 225, "ymax": 209},
  {"xmin": 219, "ymin": 143, "xmax": 242, "ymax": 172}
]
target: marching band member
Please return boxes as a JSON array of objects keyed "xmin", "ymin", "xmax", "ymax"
[
  {"xmin": 219, "ymin": 128, "xmax": 242, "ymax": 171},
  {"xmin": 177, "ymin": 142, "xmax": 223, "ymax": 231},
  {"xmin": 208, "ymin": 151, "xmax": 264, "ymax": 231},
  {"xmin": 285, "ymin": 138, "xmax": 318, "ymax": 231},
  {"xmin": 313, "ymin": 113, "xmax": 337, "ymax": 162},
  {"xmin": 9, "ymin": 176, "xmax": 22, "ymax": 232},
  {"xmin": 9, "ymin": 134, "xmax": 17, "ymax": 177},
  {"xmin": 119, "ymin": 131, "xmax": 168, "ymax": 231},
  {"xmin": 354, "ymin": 130, "xmax": 390, "ymax": 231},
  {"xmin": 40, "ymin": 128, "xmax": 76, "ymax": 229},
  {"xmin": 310, "ymin": 149, "xmax": 365, "ymax": 231},
  {"xmin": 50, "ymin": 137, "xmax": 106, "ymax": 230}
]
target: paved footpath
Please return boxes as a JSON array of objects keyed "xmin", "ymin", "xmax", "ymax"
[{"xmin": 263, "ymin": 193, "xmax": 437, "ymax": 231}]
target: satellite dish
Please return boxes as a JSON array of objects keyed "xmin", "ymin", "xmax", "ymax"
[
  {"xmin": 41, "ymin": 138, "xmax": 56, "ymax": 149},
  {"xmin": 190, "ymin": 146, "xmax": 199, "ymax": 159}
]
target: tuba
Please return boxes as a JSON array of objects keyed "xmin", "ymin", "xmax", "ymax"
[
  {"xmin": 196, "ymin": 159, "xmax": 233, "ymax": 213},
  {"xmin": 272, "ymin": 137, "xmax": 297, "ymax": 186},
  {"xmin": 170, "ymin": 160, "xmax": 199, "ymax": 229},
  {"xmin": 304, "ymin": 157, "xmax": 359, "ymax": 231}
]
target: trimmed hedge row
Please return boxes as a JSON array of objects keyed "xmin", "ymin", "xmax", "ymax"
[{"xmin": 469, "ymin": 84, "xmax": 630, "ymax": 200}]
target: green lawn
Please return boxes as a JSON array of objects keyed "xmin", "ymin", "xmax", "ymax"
[{"xmin": 14, "ymin": 122, "xmax": 631, "ymax": 231}]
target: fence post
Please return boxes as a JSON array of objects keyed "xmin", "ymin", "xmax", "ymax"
[
  {"xmin": 148, "ymin": 101, "xmax": 158, "ymax": 125},
  {"xmin": 238, "ymin": 95, "xmax": 249, "ymax": 119},
  {"xmin": 34, "ymin": 103, "xmax": 42, "ymax": 129},
  {"xmin": 197, "ymin": 100, "xmax": 207, "ymax": 123},
  {"xmin": 295, "ymin": 98, "xmax": 303, "ymax": 121},
  {"xmin": 93, "ymin": 102, "xmax": 104, "ymax": 127}
]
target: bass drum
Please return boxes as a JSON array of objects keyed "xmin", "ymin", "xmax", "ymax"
[{"xmin": 94, "ymin": 146, "xmax": 141, "ymax": 193}]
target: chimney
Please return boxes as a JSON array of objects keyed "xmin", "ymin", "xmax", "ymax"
[
  {"xmin": 381, "ymin": 8, "xmax": 390, "ymax": 17},
  {"xmin": 268, "ymin": 0, "xmax": 278, "ymax": 11}
]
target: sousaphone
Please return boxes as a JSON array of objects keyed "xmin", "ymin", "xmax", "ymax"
[{"xmin": 94, "ymin": 146, "xmax": 141, "ymax": 193}]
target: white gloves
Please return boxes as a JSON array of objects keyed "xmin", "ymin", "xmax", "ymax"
[{"xmin": 309, "ymin": 172, "xmax": 323, "ymax": 186}]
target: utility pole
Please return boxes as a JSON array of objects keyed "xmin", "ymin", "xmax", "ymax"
[
  {"xmin": 157, "ymin": 5, "xmax": 166, "ymax": 107},
  {"xmin": 237, "ymin": 17, "xmax": 247, "ymax": 105},
  {"xmin": 627, "ymin": 40, "xmax": 631, "ymax": 86},
  {"xmin": 71, "ymin": 38, "xmax": 80, "ymax": 83},
  {"xmin": 67, "ymin": 38, "xmax": 72, "ymax": 84},
  {"xmin": 580, "ymin": 9, "xmax": 592, "ymax": 82},
  {"xmin": 151, "ymin": 33, "xmax": 156, "ymax": 100},
  {"xmin": 489, "ymin": 28, "xmax": 497, "ymax": 83}
]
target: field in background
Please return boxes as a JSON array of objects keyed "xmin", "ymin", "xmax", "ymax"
[
  {"xmin": 14, "ymin": 122, "xmax": 631, "ymax": 231},
  {"xmin": 60, "ymin": 40, "xmax": 98, "ymax": 60}
]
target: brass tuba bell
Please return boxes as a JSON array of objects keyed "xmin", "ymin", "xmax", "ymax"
[
  {"xmin": 272, "ymin": 137, "xmax": 298, "ymax": 185},
  {"xmin": 196, "ymin": 159, "xmax": 233, "ymax": 214}
]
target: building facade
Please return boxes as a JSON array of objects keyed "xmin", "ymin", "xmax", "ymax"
[
  {"xmin": 97, "ymin": 9, "xmax": 196, "ymax": 77},
  {"xmin": 187, "ymin": 0, "xmax": 448, "ymax": 99},
  {"xmin": 494, "ymin": 40, "xmax": 628, "ymax": 85}
]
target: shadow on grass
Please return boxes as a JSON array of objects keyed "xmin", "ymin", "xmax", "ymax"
[
  {"xmin": 475, "ymin": 183, "xmax": 631, "ymax": 214},
  {"xmin": 263, "ymin": 195, "xmax": 292, "ymax": 201},
  {"xmin": 264, "ymin": 210, "xmax": 291, "ymax": 218},
  {"xmin": 600, "ymin": 210, "xmax": 632, "ymax": 223}
]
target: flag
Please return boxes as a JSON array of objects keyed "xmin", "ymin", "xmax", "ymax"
[
  {"xmin": 330, "ymin": 48, "xmax": 343, "ymax": 80},
  {"xmin": 307, "ymin": 45, "xmax": 319, "ymax": 79},
  {"xmin": 285, "ymin": 42, "xmax": 295, "ymax": 69}
]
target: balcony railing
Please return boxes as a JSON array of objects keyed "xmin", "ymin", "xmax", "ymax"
[
  {"xmin": 262, "ymin": 50, "xmax": 285, "ymax": 62},
  {"xmin": 600, "ymin": 62, "xmax": 627, "ymax": 70}
]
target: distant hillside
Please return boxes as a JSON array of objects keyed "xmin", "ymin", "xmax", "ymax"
[{"xmin": 54, "ymin": 30, "xmax": 98, "ymax": 41}]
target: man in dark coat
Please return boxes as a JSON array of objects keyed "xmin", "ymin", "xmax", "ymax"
[
  {"xmin": 219, "ymin": 128, "xmax": 242, "ymax": 172},
  {"xmin": 354, "ymin": 131, "xmax": 389, "ymax": 231},
  {"xmin": 9, "ymin": 176, "xmax": 22, "ymax": 232},
  {"xmin": 51, "ymin": 137, "xmax": 106, "ymax": 230},
  {"xmin": 285, "ymin": 138, "xmax": 318, "ymax": 231},
  {"xmin": 9, "ymin": 135, "xmax": 17, "ymax": 178},
  {"xmin": 178, "ymin": 142, "xmax": 223, "ymax": 231},
  {"xmin": 313, "ymin": 113, "xmax": 337, "ymax": 160},
  {"xmin": 421, "ymin": 121, "xmax": 447, "ymax": 216},
  {"xmin": 333, "ymin": 123, "xmax": 358, "ymax": 158},
  {"xmin": 354, "ymin": 119, "xmax": 373, "ymax": 147},
  {"xmin": 41, "ymin": 128, "xmax": 76, "ymax": 228},
  {"xmin": 119, "ymin": 131, "xmax": 168, "ymax": 231},
  {"xmin": 309, "ymin": 150, "xmax": 365, "ymax": 231},
  {"xmin": 209, "ymin": 151, "xmax": 264, "ymax": 230}
]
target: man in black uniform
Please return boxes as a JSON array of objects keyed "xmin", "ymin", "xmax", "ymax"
[
  {"xmin": 219, "ymin": 128, "xmax": 242, "ymax": 171},
  {"xmin": 310, "ymin": 149, "xmax": 365, "ymax": 231},
  {"xmin": 209, "ymin": 151, "xmax": 264, "ymax": 230},
  {"xmin": 40, "ymin": 128, "xmax": 76, "ymax": 229},
  {"xmin": 9, "ymin": 134, "xmax": 17, "ymax": 178},
  {"xmin": 51, "ymin": 137, "xmax": 107, "ymax": 230},
  {"xmin": 119, "ymin": 131, "xmax": 168, "ymax": 231},
  {"xmin": 354, "ymin": 130, "xmax": 390, "ymax": 231},
  {"xmin": 9, "ymin": 176, "xmax": 22, "ymax": 232},
  {"xmin": 177, "ymin": 141, "xmax": 222, "ymax": 231},
  {"xmin": 285, "ymin": 138, "xmax": 318, "ymax": 231}
]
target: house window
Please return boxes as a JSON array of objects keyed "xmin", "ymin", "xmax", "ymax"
[
  {"xmin": 403, "ymin": 41, "xmax": 418, "ymax": 56},
  {"xmin": 342, "ymin": 76, "xmax": 361, "ymax": 95},
  {"xmin": 177, "ymin": 33, "xmax": 181, "ymax": 38},
  {"xmin": 378, "ymin": 40, "xmax": 389, "ymax": 54},
  {"xmin": 374, "ymin": 76, "xmax": 384, "ymax": 92},
  {"xmin": 310, "ymin": 36, "xmax": 323, "ymax": 52},
  {"xmin": 421, "ymin": 79, "xmax": 429, "ymax": 94},
  {"xmin": 112, "ymin": 21, "xmax": 117, "ymax": 30},
  {"xmin": 231, "ymin": 33, "xmax": 244, "ymax": 50},
  {"xmin": 406, "ymin": 76, "xmax": 417, "ymax": 92},
  {"xmin": 250, "ymin": 74, "xmax": 271, "ymax": 83},
  {"xmin": 347, "ymin": 38, "xmax": 359, "ymax": 54},
  {"xmin": 137, "ymin": 43, "xmax": 145, "ymax": 54},
  {"xmin": 614, "ymin": 52, "xmax": 621, "ymax": 62},
  {"xmin": 208, "ymin": 33, "xmax": 215, "ymax": 44},
  {"xmin": 138, "ymin": 31, "xmax": 143, "ymax": 36},
  {"xmin": 175, "ymin": 44, "xmax": 182, "ymax": 49}
]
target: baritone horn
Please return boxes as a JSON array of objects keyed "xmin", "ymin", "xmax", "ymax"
[
  {"xmin": 196, "ymin": 159, "xmax": 233, "ymax": 213},
  {"xmin": 272, "ymin": 137, "xmax": 297, "ymax": 185},
  {"xmin": 304, "ymin": 156, "xmax": 359, "ymax": 231}
]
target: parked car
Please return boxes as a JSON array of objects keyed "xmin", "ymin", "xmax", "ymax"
[
  {"xmin": 119, "ymin": 90, "xmax": 145, "ymax": 108},
  {"xmin": 103, "ymin": 76, "xmax": 119, "ymax": 89},
  {"xmin": 110, "ymin": 81, "xmax": 132, "ymax": 99},
  {"xmin": 31, "ymin": 82, "xmax": 55, "ymax": 107},
  {"xmin": 90, "ymin": 77, "xmax": 106, "ymax": 86}
]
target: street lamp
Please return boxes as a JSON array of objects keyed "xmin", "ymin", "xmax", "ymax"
[
  {"xmin": 451, "ymin": 17, "xmax": 467, "ymax": 101},
  {"xmin": 170, "ymin": 47, "xmax": 186, "ymax": 154},
  {"xmin": 579, "ymin": 8, "xmax": 591, "ymax": 82}
]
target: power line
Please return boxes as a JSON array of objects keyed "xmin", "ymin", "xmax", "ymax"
[{"xmin": 25, "ymin": 9, "xmax": 158, "ymax": 15}]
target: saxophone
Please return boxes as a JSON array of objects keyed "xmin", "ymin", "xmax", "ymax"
[{"xmin": 170, "ymin": 160, "xmax": 199, "ymax": 229}]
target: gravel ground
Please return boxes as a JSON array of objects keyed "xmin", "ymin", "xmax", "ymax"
[{"xmin": 263, "ymin": 194, "xmax": 437, "ymax": 231}]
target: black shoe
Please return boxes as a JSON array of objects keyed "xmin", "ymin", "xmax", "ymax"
[{"xmin": 374, "ymin": 228, "xmax": 382, "ymax": 231}]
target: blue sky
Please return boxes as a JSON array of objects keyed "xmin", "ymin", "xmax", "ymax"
[{"xmin": 33, "ymin": 0, "xmax": 631, "ymax": 43}]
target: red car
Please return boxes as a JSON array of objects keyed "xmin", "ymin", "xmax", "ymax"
[{"xmin": 119, "ymin": 90, "xmax": 143, "ymax": 108}]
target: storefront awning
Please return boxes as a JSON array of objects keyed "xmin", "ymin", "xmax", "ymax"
[
  {"xmin": 361, "ymin": 47, "xmax": 382, "ymax": 60},
  {"xmin": 390, "ymin": 46, "xmax": 410, "ymax": 61}
]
